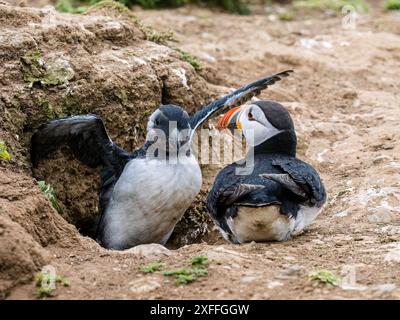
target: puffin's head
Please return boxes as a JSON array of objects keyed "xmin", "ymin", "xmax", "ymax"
[
  {"xmin": 146, "ymin": 104, "xmax": 191, "ymax": 151},
  {"xmin": 217, "ymin": 100, "xmax": 295, "ymax": 147}
]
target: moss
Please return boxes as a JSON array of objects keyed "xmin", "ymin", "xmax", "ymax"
[
  {"xmin": 21, "ymin": 50, "xmax": 75, "ymax": 87},
  {"xmin": 385, "ymin": 0, "xmax": 400, "ymax": 10},
  {"xmin": 114, "ymin": 89, "xmax": 130, "ymax": 107},
  {"xmin": 37, "ymin": 98, "xmax": 63, "ymax": 120},
  {"xmin": 62, "ymin": 92, "xmax": 83, "ymax": 115},
  {"xmin": 174, "ymin": 48, "xmax": 202, "ymax": 72},
  {"xmin": 143, "ymin": 26, "xmax": 178, "ymax": 45}
]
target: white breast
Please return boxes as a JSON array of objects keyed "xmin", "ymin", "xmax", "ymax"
[
  {"xmin": 101, "ymin": 155, "xmax": 202, "ymax": 249},
  {"xmin": 226, "ymin": 204, "xmax": 323, "ymax": 244}
]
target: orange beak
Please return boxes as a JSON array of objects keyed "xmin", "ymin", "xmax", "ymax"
[{"xmin": 216, "ymin": 106, "xmax": 241, "ymax": 131}]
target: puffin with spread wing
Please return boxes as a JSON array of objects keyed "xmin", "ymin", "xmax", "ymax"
[
  {"xmin": 207, "ymin": 100, "xmax": 326, "ymax": 243},
  {"xmin": 31, "ymin": 70, "xmax": 293, "ymax": 250}
]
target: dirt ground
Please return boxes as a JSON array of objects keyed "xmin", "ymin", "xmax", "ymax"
[{"xmin": 4, "ymin": 1, "xmax": 400, "ymax": 299}]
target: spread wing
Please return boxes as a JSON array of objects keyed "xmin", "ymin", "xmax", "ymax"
[
  {"xmin": 31, "ymin": 114, "xmax": 132, "ymax": 169},
  {"xmin": 189, "ymin": 70, "xmax": 293, "ymax": 136},
  {"xmin": 260, "ymin": 158, "xmax": 327, "ymax": 206},
  {"xmin": 31, "ymin": 114, "xmax": 138, "ymax": 237}
]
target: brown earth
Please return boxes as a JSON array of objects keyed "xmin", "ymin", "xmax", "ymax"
[{"xmin": 1, "ymin": 1, "xmax": 400, "ymax": 299}]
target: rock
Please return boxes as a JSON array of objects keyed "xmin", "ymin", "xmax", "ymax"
[
  {"xmin": 0, "ymin": 3, "xmax": 214, "ymax": 297},
  {"xmin": 373, "ymin": 283, "xmax": 396, "ymax": 294},
  {"xmin": 129, "ymin": 278, "xmax": 161, "ymax": 294},
  {"xmin": 207, "ymin": 246, "xmax": 249, "ymax": 264},
  {"xmin": 267, "ymin": 280, "xmax": 284, "ymax": 289},
  {"xmin": 384, "ymin": 245, "xmax": 400, "ymax": 263},
  {"xmin": 275, "ymin": 264, "xmax": 304, "ymax": 279},
  {"xmin": 122, "ymin": 244, "xmax": 171, "ymax": 259}
]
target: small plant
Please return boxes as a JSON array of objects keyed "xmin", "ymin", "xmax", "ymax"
[
  {"xmin": 309, "ymin": 268, "xmax": 341, "ymax": 286},
  {"xmin": 38, "ymin": 181, "xmax": 63, "ymax": 214},
  {"xmin": 141, "ymin": 262, "xmax": 165, "ymax": 273},
  {"xmin": 174, "ymin": 48, "xmax": 202, "ymax": 71},
  {"xmin": 385, "ymin": 0, "xmax": 400, "ymax": 10},
  {"xmin": 0, "ymin": 142, "xmax": 11, "ymax": 161},
  {"xmin": 163, "ymin": 267, "xmax": 208, "ymax": 285},
  {"xmin": 34, "ymin": 272, "xmax": 70, "ymax": 299},
  {"xmin": 143, "ymin": 26, "xmax": 178, "ymax": 45},
  {"xmin": 278, "ymin": 11, "xmax": 294, "ymax": 21},
  {"xmin": 191, "ymin": 255, "xmax": 208, "ymax": 266},
  {"xmin": 163, "ymin": 255, "xmax": 208, "ymax": 285}
]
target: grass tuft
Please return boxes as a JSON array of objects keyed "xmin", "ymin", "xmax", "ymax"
[
  {"xmin": 38, "ymin": 181, "xmax": 63, "ymax": 214},
  {"xmin": 141, "ymin": 262, "xmax": 165, "ymax": 273},
  {"xmin": 385, "ymin": 0, "xmax": 400, "ymax": 10},
  {"xmin": 0, "ymin": 142, "xmax": 11, "ymax": 161},
  {"xmin": 191, "ymin": 255, "xmax": 208, "ymax": 266},
  {"xmin": 174, "ymin": 48, "xmax": 202, "ymax": 71},
  {"xmin": 34, "ymin": 272, "xmax": 70, "ymax": 299},
  {"xmin": 309, "ymin": 268, "xmax": 341, "ymax": 286}
]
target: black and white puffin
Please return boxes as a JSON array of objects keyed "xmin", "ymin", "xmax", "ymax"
[
  {"xmin": 206, "ymin": 100, "xmax": 326, "ymax": 243},
  {"xmin": 31, "ymin": 70, "xmax": 293, "ymax": 250}
]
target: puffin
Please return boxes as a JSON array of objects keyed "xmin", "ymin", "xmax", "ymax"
[
  {"xmin": 206, "ymin": 100, "xmax": 326, "ymax": 243},
  {"xmin": 31, "ymin": 70, "xmax": 293, "ymax": 250}
]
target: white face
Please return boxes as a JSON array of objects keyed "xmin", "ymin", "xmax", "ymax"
[
  {"xmin": 237, "ymin": 104, "xmax": 280, "ymax": 147},
  {"xmin": 146, "ymin": 109, "xmax": 191, "ymax": 153}
]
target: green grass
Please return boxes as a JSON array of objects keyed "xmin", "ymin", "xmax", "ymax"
[
  {"xmin": 294, "ymin": 0, "xmax": 369, "ymax": 13},
  {"xmin": 0, "ymin": 142, "xmax": 11, "ymax": 161},
  {"xmin": 141, "ymin": 262, "xmax": 165, "ymax": 273},
  {"xmin": 385, "ymin": 0, "xmax": 400, "ymax": 10},
  {"xmin": 174, "ymin": 48, "xmax": 202, "ymax": 71},
  {"xmin": 309, "ymin": 268, "xmax": 341, "ymax": 286},
  {"xmin": 56, "ymin": 0, "xmax": 88, "ymax": 13},
  {"xmin": 163, "ymin": 266, "xmax": 208, "ymax": 284},
  {"xmin": 38, "ymin": 181, "xmax": 63, "ymax": 214},
  {"xmin": 191, "ymin": 255, "xmax": 208, "ymax": 266},
  {"xmin": 34, "ymin": 272, "xmax": 70, "ymax": 299}
]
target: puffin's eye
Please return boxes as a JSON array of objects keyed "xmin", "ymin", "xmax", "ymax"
[{"xmin": 248, "ymin": 111, "xmax": 255, "ymax": 121}]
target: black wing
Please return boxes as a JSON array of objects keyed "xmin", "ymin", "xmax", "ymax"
[
  {"xmin": 189, "ymin": 70, "xmax": 293, "ymax": 135},
  {"xmin": 31, "ymin": 114, "xmax": 132, "ymax": 168},
  {"xmin": 31, "ymin": 115, "xmax": 137, "ymax": 236},
  {"xmin": 261, "ymin": 158, "xmax": 326, "ymax": 207},
  {"xmin": 206, "ymin": 164, "xmax": 278, "ymax": 223}
]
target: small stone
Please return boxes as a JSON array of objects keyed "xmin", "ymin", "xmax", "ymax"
[
  {"xmin": 129, "ymin": 278, "xmax": 161, "ymax": 294},
  {"xmin": 122, "ymin": 244, "xmax": 171, "ymax": 259},
  {"xmin": 276, "ymin": 264, "xmax": 304, "ymax": 279},
  {"xmin": 374, "ymin": 283, "xmax": 396, "ymax": 294},
  {"xmin": 267, "ymin": 280, "xmax": 284, "ymax": 289},
  {"xmin": 241, "ymin": 275, "xmax": 259, "ymax": 284}
]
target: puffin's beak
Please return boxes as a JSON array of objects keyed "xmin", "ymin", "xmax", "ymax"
[{"xmin": 216, "ymin": 106, "xmax": 242, "ymax": 131}]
